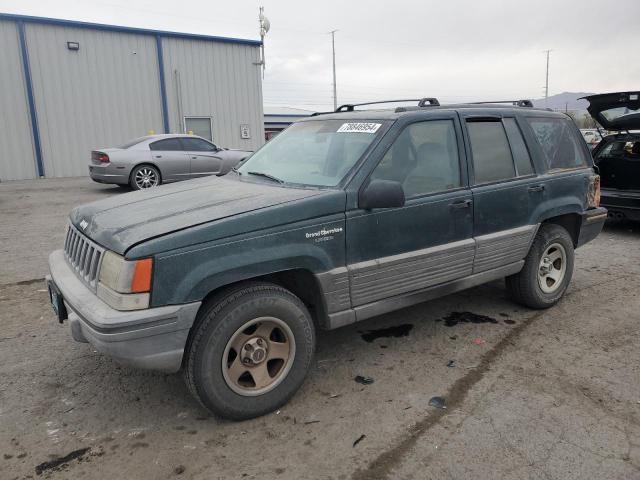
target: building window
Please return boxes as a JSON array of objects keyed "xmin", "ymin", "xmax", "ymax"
[{"xmin": 184, "ymin": 117, "xmax": 213, "ymax": 141}]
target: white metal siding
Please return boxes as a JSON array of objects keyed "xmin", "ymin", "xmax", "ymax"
[
  {"xmin": 25, "ymin": 24, "xmax": 164, "ymax": 177},
  {"xmin": 161, "ymin": 38, "xmax": 264, "ymax": 151},
  {"xmin": 0, "ymin": 20, "xmax": 37, "ymax": 180}
]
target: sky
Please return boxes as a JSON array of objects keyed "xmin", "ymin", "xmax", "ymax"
[{"xmin": 3, "ymin": 0, "xmax": 639, "ymax": 111}]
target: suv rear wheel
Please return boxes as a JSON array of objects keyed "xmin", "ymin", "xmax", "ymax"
[
  {"xmin": 506, "ymin": 224, "xmax": 575, "ymax": 309},
  {"xmin": 184, "ymin": 282, "xmax": 315, "ymax": 420}
]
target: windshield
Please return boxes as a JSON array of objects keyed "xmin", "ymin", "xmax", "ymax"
[{"xmin": 237, "ymin": 120, "xmax": 385, "ymax": 186}]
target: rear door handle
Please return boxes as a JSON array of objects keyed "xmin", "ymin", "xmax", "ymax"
[
  {"xmin": 528, "ymin": 185, "xmax": 545, "ymax": 192},
  {"xmin": 450, "ymin": 199, "xmax": 472, "ymax": 209},
  {"xmin": 154, "ymin": 155, "xmax": 162, "ymax": 159}
]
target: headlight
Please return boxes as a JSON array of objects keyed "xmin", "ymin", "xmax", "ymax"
[{"xmin": 97, "ymin": 251, "xmax": 153, "ymax": 310}]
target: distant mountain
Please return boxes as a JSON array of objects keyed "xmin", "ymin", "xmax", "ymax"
[{"xmin": 531, "ymin": 92, "xmax": 594, "ymax": 111}]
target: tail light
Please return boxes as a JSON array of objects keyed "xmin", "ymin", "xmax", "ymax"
[
  {"xmin": 588, "ymin": 174, "xmax": 601, "ymax": 208},
  {"xmin": 91, "ymin": 151, "xmax": 110, "ymax": 163}
]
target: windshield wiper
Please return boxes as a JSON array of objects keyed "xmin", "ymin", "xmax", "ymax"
[{"xmin": 247, "ymin": 171, "xmax": 284, "ymax": 184}]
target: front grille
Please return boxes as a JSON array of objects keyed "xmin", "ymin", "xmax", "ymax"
[{"xmin": 63, "ymin": 223, "xmax": 105, "ymax": 290}]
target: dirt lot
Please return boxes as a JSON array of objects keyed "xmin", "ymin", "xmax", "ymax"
[{"xmin": 1, "ymin": 178, "xmax": 639, "ymax": 480}]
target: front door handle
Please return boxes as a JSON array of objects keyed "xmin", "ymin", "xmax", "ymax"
[
  {"xmin": 154, "ymin": 155, "xmax": 162, "ymax": 159},
  {"xmin": 191, "ymin": 156, "xmax": 198, "ymax": 159},
  {"xmin": 450, "ymin": 199, "xmax": 472, "ymax": 209},
  {"xmin": 528, "ymin": 185, "xmax": 545, "ymax": 192}
]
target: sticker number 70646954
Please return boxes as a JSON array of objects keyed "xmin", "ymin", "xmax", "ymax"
[{"xmin": 336, "ymin": 123, "xmax": 382, "ymax": 134}]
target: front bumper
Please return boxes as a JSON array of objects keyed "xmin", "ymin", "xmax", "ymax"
[
  {"xmin": 576, "ymin": 207, "xmax": 608, "ymax": 248},
  {"xmin": 47, "ymin": 250, "xmax": 201, "ymax": 372}
]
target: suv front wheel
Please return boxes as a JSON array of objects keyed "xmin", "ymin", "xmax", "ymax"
[
  {"xmin": 184, "ymin": 282, "xmax": 315, "ymax": 420},
  {"xmin": 506, "ymin": 224, "xmax": 575, "ymax": 309}
]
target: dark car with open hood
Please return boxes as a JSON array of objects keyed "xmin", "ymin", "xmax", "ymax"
[
  {"xmin": 582, "ymin": 92, "xmax": 640, "ymax": 222},
  {"xmin": 46, "ymin": 97, "xmax": 606, "ymax": 420}
]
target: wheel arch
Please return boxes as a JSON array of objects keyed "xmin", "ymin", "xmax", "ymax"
[
  {"xmin": 181, "ymin": 269, "xmax": 329, "ymax": 370},
  {"xmin": 540, "ymin": 212, "xmax": 581, "ymax": 247}
]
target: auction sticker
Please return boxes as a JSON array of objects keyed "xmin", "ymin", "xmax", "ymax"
[{"xmin": 337, "ymin": 123, "xmax": 381, "ymax": 134}]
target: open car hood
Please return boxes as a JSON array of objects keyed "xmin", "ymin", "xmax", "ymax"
[{"xmin": 580, "ymin": 92, "xmax": 640, "ymax": 131}]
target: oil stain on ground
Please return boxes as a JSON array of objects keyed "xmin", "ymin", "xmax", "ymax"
[
  {"xmin": 360, "ymin": 324, "xmax": 414, "ymax": 343},
  {"xmin": 437, "ymin": 311, "xmax": 498, "ymax": 327},
  {"xmin": 35, "ymin": 447, "xmax": 90, "ymax": 475}
]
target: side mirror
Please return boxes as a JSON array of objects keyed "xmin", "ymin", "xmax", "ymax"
[{"xmin": 359, "ymin": 179, "xmax": 405, "ymax": 210}]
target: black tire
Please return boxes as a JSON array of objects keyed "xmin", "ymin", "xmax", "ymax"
[
  {"xmin": 129, "ymin": 164, "xmax": 161, "ymax": 190},
  {"xmin": 506, "ymin": 224, "xmax": 575, "ymax": 309},
  {"xmin": 184, "ymin": 282, "xmax": 315, "ymax": 420}
]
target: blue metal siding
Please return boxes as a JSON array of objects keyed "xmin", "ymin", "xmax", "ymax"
[
  {"xmin": 17, "ymin": 20, "xmax": 44, "ymax": 177},
  {"xmin": 0, "ymin": 13, "xmax": 261, "ymax": 46}
]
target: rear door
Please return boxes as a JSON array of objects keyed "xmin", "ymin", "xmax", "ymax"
[
  {"xmin": 461, "ymin": 113, "xmax": 540, "ymax": 274},
  {"xmin": 148, "ymin": 138, "xmax": 190, "ymax": 182},
  {"xmin": 346, "ymin": 114, "xmax": 474, "ymax": 307},
  {"xmin": 180, "ymin": 137, "xmax": 223, "ymax": 178}
]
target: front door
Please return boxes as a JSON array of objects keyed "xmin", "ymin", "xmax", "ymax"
[
  {"xmin": 180, "ymin": 137, "xmax": 223, "ymax": 178},
  {"xmin": 461, "ymin": 114, "xmax": 540, "ymax": 273},
  {"xmin": 346, "ymin": 116, "xmax": 474, "ymax": 307}
]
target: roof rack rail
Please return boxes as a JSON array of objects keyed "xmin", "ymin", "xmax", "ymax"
[
  {"xmin": 333, "ymin": 97, "xmax": 440, "ymax": 113},
  {"xmin": 468, "ymin": 99, "xmax": 534, "ymax": 108}
]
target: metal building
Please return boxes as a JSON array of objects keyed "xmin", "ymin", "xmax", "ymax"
[
  {"xmin": 0, "ymin": 13, "xmax": 264, "ymax": 181},
  {"xmin": 263, "ymin": 106, "xmax": 312, "ymax": 141}
]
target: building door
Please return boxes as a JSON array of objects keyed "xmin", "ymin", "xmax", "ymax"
[
  {"xmin": 184, "ymin": 117, "xmax": 213, "ymax": 141},
  {"xmin": 346, "ymin": 116, "xmax": 474, "ymax": 307}
]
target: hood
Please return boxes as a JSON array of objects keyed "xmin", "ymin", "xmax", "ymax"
[
  {"xmin": 70, "ymin": 175, "xmax": 331, "ymax": 255},
  {"xmin": 581, "ymin": 92, "xmax": 640, "ymax": 130}
]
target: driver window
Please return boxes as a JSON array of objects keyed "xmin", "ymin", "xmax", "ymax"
[{"xmin": 371, "ymin": 120, "xmax": 461, "ymax": 198}]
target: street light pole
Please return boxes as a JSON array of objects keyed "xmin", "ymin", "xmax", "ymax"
[{"xmin": 331, "ymin": 30, "xmax": 338, "ymax": 110}]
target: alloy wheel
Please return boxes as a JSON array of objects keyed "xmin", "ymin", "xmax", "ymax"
[{"xmin": 134, "ymin": 167, "xmax": 159, "ymax": 189}]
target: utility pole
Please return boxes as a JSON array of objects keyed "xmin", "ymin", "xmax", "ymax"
[
  {"xmin": 543, "ymin": 49, "xmax": 552, "ymax": 106},
  {"xmin": 331, "ymin": 30, "xmax": 338, "ymax": 110}
]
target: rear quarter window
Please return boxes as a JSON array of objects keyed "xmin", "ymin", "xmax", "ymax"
[{"xmin": 526, "ymin": 117, "xmax": 589, "ymax": 171}]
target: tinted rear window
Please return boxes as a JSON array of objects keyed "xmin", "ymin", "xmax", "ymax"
[
  {"xmin": 149, "ymin": 138, "xmax": 183, "ymax": 151},
  {"xmin": 467, "ymin": 121, "xmax": 515, "ymax": 184},
  {"xmin": 526, "ymin": 118, "xmax": 589, "ymax": 170}
]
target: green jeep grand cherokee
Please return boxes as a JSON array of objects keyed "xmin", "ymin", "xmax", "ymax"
[{"xmin": 47, "ymin": 99, "xmax": 607, "ymax": 419}]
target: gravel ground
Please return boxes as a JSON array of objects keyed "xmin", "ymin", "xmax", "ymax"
[{"xmin": 1, "ymin": 178, "xmax": 639, "ymax": 480}]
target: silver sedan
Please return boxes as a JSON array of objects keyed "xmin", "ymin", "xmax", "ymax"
[{"xmin": 89, "ymin": 134, "xmax": 252, "ymax": 190}]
